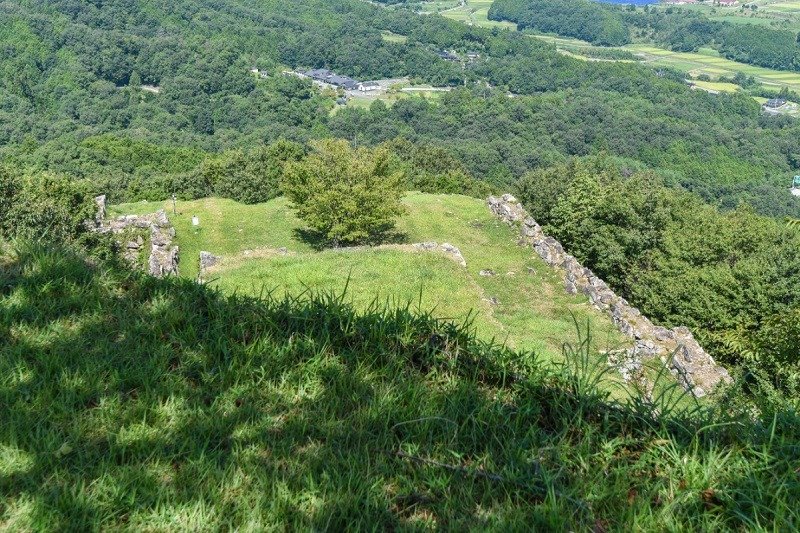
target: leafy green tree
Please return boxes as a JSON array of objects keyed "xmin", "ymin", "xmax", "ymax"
[
  {"xmin": 194, "ymin": 107, "xmax": 214, "ymax": 135},
  {"xmin": 129, "ymin": 70, "xmax": 142, "ymax": 89},
  {"xmin": 213, "ymin": 141, "xmax": 305, "ymax": 204},
  {"xmin": 0, "ymin": 165, "xmax": 20, "ymax": 236},
  {"xmin": 0, "ymin": 169, "xmax": 96, "ymax": 245},
  {"xmin": 282, "ymin": 139, "xmax": 405, "ymax": 246}
]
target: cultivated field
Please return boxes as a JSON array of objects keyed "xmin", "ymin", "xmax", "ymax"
[
  {"xmin": 532, "ymin": 34, "xmax": 800, "ymax": 92},
  {"xmin": 690, "ymin": 79, "xmax": 741, "ymax": 93},
  {"xmin": 436, "ymin": 0, "xmax": 517, "ymax": 29},
  {"xmin": 628, "ymin": 45, "xmax": 800, "ymax": 91},
  {"xmin": 380, "ymin": 30, "xmax": 408, "ymax": 43},
  {"xmin": 654, "ymin": 0, "xmax": 800, "ymax": 30}
]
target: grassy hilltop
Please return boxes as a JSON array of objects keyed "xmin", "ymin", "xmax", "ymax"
[
  {"xmin": 1, "ymin": 242, "xmax": 799, "ymax": 530},
  {"xmin": 111, "ymin": 193, "xmax": 626, "ymax": 361}
]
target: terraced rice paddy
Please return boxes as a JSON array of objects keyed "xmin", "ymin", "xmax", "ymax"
[
  {"xmin": 533, "ymin": 33, "xmax": 800, "ymax": 92},
  {"xmin": 626, "ymin": 45, "xmax": 800, "ymax": 92}
]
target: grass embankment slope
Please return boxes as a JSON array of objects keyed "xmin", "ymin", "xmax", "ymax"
[
  {"xmin": 2, "ymin": 243, "xmax": 799, "ymax": 530},
  {"xmin": 112, "ymin": 193, "xmax": 625, "ymax": 361}
]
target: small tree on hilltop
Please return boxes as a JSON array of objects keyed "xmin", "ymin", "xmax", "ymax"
[{"xmin": 282, "ymin": 139, "xmax": 405, "ymax": 247}]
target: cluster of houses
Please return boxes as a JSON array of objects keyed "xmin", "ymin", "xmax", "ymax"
[{"xmin": 303, "ymin": 69, "xmax": 381, "ymax": 92}]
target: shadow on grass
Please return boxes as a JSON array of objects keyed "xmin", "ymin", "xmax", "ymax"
[
  {"xmin": 293, "ymin": 227, "xmax": 409, "ymax": 252},
  {"xmin": 0, "ymin": 244, "xmax": 798, "ymax": 530}
]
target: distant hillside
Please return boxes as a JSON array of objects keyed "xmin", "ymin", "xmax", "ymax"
[{"xmin": 4, "ymin": 0, "xmax": 800, "ymax": 216}]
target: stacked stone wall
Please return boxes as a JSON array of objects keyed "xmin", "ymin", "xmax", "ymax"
[
  {"xmin": 94, "ymin": 195, "xmax": 179, "ymax": 278},
  {"xmin": 488, "ymin": 194, "xmax": 732, "ymax": 397}
]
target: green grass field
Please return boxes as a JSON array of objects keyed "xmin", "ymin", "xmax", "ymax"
[
  {"xmin": 380, "ymin": 30, "xmax": 408, "ymax": 44},
  {"xmin": 531, "ymin": 33, "xmax": 800, "ymax": 92},
  {"xmin": 438, "ymin": 0, "xmax": 516, "ymax": 29},
  {"xmin": 111, "ymin": 193, "xmax": 627, "ymax": 360},
  {"xmin": 690, "ymin": 79, "xmax": 742, "ymax": 93},
  {"xmin": 330, "ymin": 89, "xmax": 444, "ymax": 115},
  {"xmin": 2, "ymin": 242, "xmax": 799, "ymax": 530}
]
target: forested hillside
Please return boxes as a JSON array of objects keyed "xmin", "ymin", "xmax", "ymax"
[
  {"xmin": 2, "ymin": 0, "xmax": 800, "ymax": 217},
  {"xmin": 1, "ymin": 0, "xmax": 800, "ymax": 391},
  {"xmin": 2, "ymin": 1, "xmax": 800, "ymax": 528}
]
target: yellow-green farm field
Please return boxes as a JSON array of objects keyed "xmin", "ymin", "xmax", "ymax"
[
  {"xmin": 532, "ymin": 33, "xmax": 800, "ymax": 92},
  {"xmin": 331, "ymin": 90, "xmax": 443, "ymax": 115},
  {"xmin": 380, "ymin": 30, "xmax": 407, "ymax": 43},
  {"xmin": 690, "ymin": 80, "xmax": 741, "ymax": 93},
  {"xmin": 438, "ymin": 0, "xmax": 517, "ymax": 29}
]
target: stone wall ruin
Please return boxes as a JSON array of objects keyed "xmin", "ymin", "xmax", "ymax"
[
  {"xmin": 94, "ymin": 195, "xmax": 179, "ymax": 278},
  {"xmin": 488, "ymin": 194, "xmax": 732, "ymax": 397}
]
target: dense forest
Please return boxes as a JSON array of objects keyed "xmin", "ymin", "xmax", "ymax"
[
  {"xmin": 489, "ymin": 0, "xmax": 800, "ymax": 71},
  {"xmin": 517, "ymin": 157, "xmax": 800, "ymax": 394},
  {"xmin": 1, "ymin": 0, "xmax": 800, "ymax": 392},
  {"xmin": 2, "ymin": 0, "xmax": 800, "ymax": 217}
]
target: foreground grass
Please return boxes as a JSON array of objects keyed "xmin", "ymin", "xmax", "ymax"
[
  {"xmin": 111, "ymin": 193, "xmax": 626, "ymax": 361},
  {"xmin": 1, "ymin": 245, "xmax": 799, "ymax": 530}
]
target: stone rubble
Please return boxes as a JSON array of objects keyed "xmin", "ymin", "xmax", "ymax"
[
  {"xmin": 199, "ymin": 251, "xmax": 222, "ymax": 279},
  {"xmin": 488, "ymin": 194, "xmax": 732, "ymax": 397},
  {"xmin": 94, "ymin": 195, "xmax": 179, "ymax": 278},
  {"xmin": 412, "ymin": 242, "xmax": 467, "ymax": 267}
]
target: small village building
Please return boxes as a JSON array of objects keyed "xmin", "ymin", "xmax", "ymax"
[
  {"xmin": 765, "ymin": 98, "xmax": 787, "ymax": 109},
  {"xmin": 328, "ymin": 75, "xmax": 359, "ymax": 90},
  {"xmin": 306, "ymin": 68, "xmax": 334, "ymax": 81},
  {"xmin": 359, "ymin": 81, "xmax": 380, "ymax": 92},
  {"xmin": 437, "ymin": 50, "xmax": 460, "ymax": 62}
]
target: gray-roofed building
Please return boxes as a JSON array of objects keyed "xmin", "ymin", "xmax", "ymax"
[
  {"xmin": 359, "ymin": 81, "xmax": 380, "ymax": 92},
  {"xmin": 306, "ymin": 68, "xmax": 334, "ymax": 80},
  {"xmin": 328, "ymin": 75, "xmax": 359, "ymax": 90}
]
